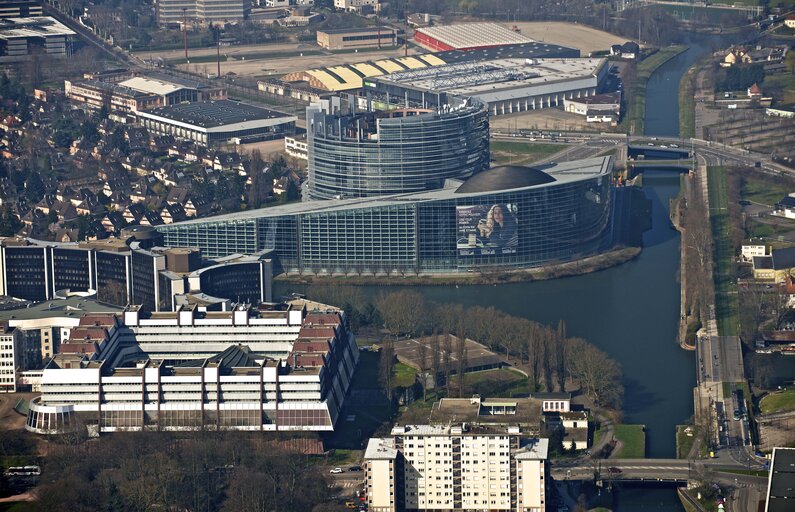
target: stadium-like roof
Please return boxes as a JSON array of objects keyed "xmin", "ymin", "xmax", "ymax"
[{"xmin": 455, "ymin": 165, "xmax": 556, "ymax": 194}]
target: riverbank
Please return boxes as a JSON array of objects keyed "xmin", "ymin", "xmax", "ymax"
[
  {"xmin": 623, "ymin": 45, "xmax": 689, "ymax": 135},
  {"xmin": 275, "ymin": 246, "xmax": 641, "ymax": 286}
]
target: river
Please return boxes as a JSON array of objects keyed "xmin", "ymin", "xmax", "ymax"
[{"xmin": 277, "ymin": 34, "xmax": 732, "ymax": 510}]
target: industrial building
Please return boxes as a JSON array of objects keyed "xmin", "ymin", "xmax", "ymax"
[
  {"xmin": 276, "ymin": 42, "xmax": 578, "ymax": 94},
  {"xmin": 305, "ymin": 97, "xmax": 490, "ymax": 200},
  {"xmin": 364, "ymin": 423, "xmax": 549, "ymax": 512},
  {"xmin": 136, "ymin": 100, "xmax": 296, "ymax": 147},
  {"xmin": 65, "ymin": 73, "xmax": 227, "ymax": 114},
  {"xmin": 25, "ymin": 301, "xmax": 360, "ymax": 434},
  {"xmin": 0, "ymin": 17, "xmax": 74, "ymax": 62},
  {"xmin": 365, "ymin": 57, "xmax": 609, "ymax": 116},
  {"xmin": 0, "ymin": 229, "xmax": 274, "ymax": 312},
  {"xmin": 157, "ymin": 155, "xmax": 614, "ymax": 275},
  {"xmin": 316, "ymin": 26, "xmax": 402, "ymax": 50},
  {"xmin": 413, "ymin": 22, "xmax": 531, "ymax": 51}
]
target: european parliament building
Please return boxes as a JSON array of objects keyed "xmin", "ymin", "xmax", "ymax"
[{"xmin": 158, "ymin": 156, "xmax": 614, "ymax": 276}]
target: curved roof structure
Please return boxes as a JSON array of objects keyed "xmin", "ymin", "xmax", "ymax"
[{"xmin": 455, "ymin": 165, "xmax": 555, "ymax": 194}]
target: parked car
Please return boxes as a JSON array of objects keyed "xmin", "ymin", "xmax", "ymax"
[
  {"xmin": 344, "ymin": 501, "xmax": 358, "ymax": 509},
  {"xmin": 607, "ymin": 467, "xmax": 622, "ymax": 474},
  {"xmin": 349, "ymin": 465, "xmax": 363, "ymax": 472},
  {"xmin": 330, "ymin": 467, "xmax": 344, "ymax": 474}
]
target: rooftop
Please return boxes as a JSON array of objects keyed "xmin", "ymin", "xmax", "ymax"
[
  {"xmin": 0, "ymin": 297, "xmax": 122, "ymax": 323},
  {"xmin": 768, "ymin": 447, "xmax": 795, "ymax": 512},
  {"xmin": 455, "ymin": 165, "xmax": 555, "ymax": 194},
  {"xmin": 161, "ymin": 156, "xmax": 612, "ymax": 227},
  {"xmin": 374, "ymin": 57, "xmax": 606, "ymax": 98},
  {"xmin": 364, "ymin": 437, "xmax": 397, "ymax": 460},
  {"xmin": 318, "ymin": 26, "xmax": 402, "ymax": 35},
  {"xmin": 415, "ymin": 22, "xmax": 531, "ymax": 49},
  {"xmin": 137, "ymin": 100, "xmax": 294, "ymax": 129},
  {"xmin": 0, "ymin": 16, "xmax": 75, "ymax": 39},
  {"xmin": 119, "ymin": 76, "xmax": 185, "ymax": 96},
  {"xmin": 514, "ymin": 438, "xmax": 549, "ymax": 460}
]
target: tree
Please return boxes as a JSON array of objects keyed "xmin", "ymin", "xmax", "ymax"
[
  {"xmin": 379, "ymin": 337, "xmax": 395, "ymax": 397},
  {"xmin": 417, "ymin": 339, "xmax": 429, "ymax": 401},
  {"xmin": 442, "ymin": 333, "xmax": 452, "ymax": 393},
  {"xmin": 431, "ymin": 331, "xmax": 442, "ymax": 391},
  {"xmin": 0, "ymin": 205, "xmax": 21, "ymax": 236},
  {"xmin": 555, "ymin": 320, "xmax": 567, "ymax": 392},
  {"xmin": 24, "ymin": 171, "xmax": 45, "ymax": 203}
]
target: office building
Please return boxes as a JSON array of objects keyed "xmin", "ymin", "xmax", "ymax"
[
  {"xmin": 365, "ymin": 424, "xmax": 549, "ymax": 511},
  {"xmin": 0, "ymin": 0, "xmax": 42, "ymax": 19},
  {"xmin": 366, "ymin": 58, "xmax": 609, "ymax": 117},
  {"xmin": 64, "ymin": 80, "xmax": 162, "ymax": 113},
  {"xmin": 136, "ymin": 100, "xmax": 297, "ymax": 147},
  {"xmin": 306, "ymin": 97, "xmax": 490, "ymax": 200},
  {"xmin": 0, "ymin": 232, "xmax": 274, "ymax": 312},
  {"xmin": 765, "ymin": 447, "xmax": 795, "ymax": 512},
  {"xmin": 0, "ymin": 17, "xmax": 75, "ymax": 62},
  {"xmin": 25, "ymin": 301, "xmax": 359, "ymax": 434},
  {"xmin": 156, "ymin": 0, "xmax": 248, "ymax": 25},
  {"xmin": 316, "ymin": 27, "xmax": 401, "ymax": 50},
  {"xmin": 158, "ymin": 156, "xmax": 614, "ymax": 275}
]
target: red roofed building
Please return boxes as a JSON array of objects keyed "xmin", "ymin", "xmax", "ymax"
[
  {"xmin": 785, "ymin": 14, "xmax": 795, "ymax": 29},
  {"xmin": 748, "ymin": 83, "xmax": 763, "ymax": 99}
]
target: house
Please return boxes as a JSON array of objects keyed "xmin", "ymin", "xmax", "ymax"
[
  {"xmin": 753, "ymin": 246, "xmax": 795, "ymax": 282},
  {"xmin": 166, "ymin": 187, "xmax": 189, "ymax": 206},
  {"xmin": 786, "ymin": 14, "xmax": 795, "ymax": 29},
  {"xmin": 722, "ymin": 47, "xmax": 753, "ymax": 67},
  {"xmin": 184, "ymin": 196, "xmax": 210, "ymax": 217},
  {"xmin": 610, "ymin": 41, "xmax": 639, "ymax": 59},
  {"xmin": 741, "ymin": 241, "xmax": 767, "ymax": 262},
  {"xmin": 160, "ymin": 202, "xmax": 186, "ymax": 224},
  {"xmin": 747, "ymin": 83, "xmax": 763, "ymax": 100},
  {"xmin": 140, "ymin": 210, "xmax": 163, "ymax": 227},
  {"xmin": 123, "ymin": 203, "xmax": 147, "ymax": 224},
  {"xmin": 773, "ymin": 194, "xmax": 795, "ymax": 219}
]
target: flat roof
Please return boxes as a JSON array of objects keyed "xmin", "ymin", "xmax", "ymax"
[
  {"xmin": 0, "ymin": 16, "xmax": 74, "ymax": 39},
  {"xmin": 136, "ymin": 100, "xmax": 297, "ymax": 133},
  {"xmin": 364, "ymin": 437, "xmax": 397, "ymax": 460},
  {"xmin": 768, "ymin": 447, "xmax": 795, "ymax": 512},
  {"xmin": 318, "ymin": 26, "xmax": 400, "ymax": 35},
  {"xmin": 70, "ymin": 79, "xmax": 157, "ymax": 100},
  {"xmin": 515, "ymin": 438, "xmax": 549, "ymax": 460},
  {"xmin": 0, "ymin": 297, "xmax": 122, "ymax": 322},
  {"xmin": 160, "ymin": 156, "xmax": 612, "ymax": 227},
  {"xmin": 375, "ymin": 58, "xmax": 605, "ymax": 98},
  {"xmin": 119, "ymin": 76, "xmax": 184, "ymax": 96},
  {"xmin": 416, "ymin": 22, "xmax": 531, "ymax": 49}
]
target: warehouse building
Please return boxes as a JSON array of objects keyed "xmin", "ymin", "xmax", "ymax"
[
  {"xmin": 316, "ymin": 26, "xmax": 402, "ymax": 50},
  {"xmin": 414, "ymin": 22, "xmax": 531, "ymax": 51},
  {"xmin": 25, "ymin": 301, "xmax": 359, "ymax": 434},
  {"xmin": 0, "ymin": 17, "xmax": 74, "ymax": 62},
  {"xmin": 276, "ymin": 42, "xmax": 578, "ymax": 94},
  {"xmin": 365, "ymin": 57, "xmax": 609, "ymax": 116},
  {"xmin": 136, "ymin": 100, "xmax": 296, "ymax": 147},
  {"xmin": 563, "ymin": 91, "xmax": 622, "ymax": 123}
]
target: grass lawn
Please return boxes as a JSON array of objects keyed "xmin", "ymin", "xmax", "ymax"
[
  {"xmin": 676, "ymin": 425, "xmax": 697, "ymax": 459},
  {"xmin": 764, "ymin": 70, "xmax": 795, "ymax": 105},
  {"xmin": 679, "ymin": 66, "xmax": 696, "ymax": 139},
  {"xmin": 742, "ymin": 173, "xmax": 795, "ymax": 206},
  {"xmin": 323, "ymin": 448, "xmax": 362, "ymax": 466},
  {"xmin": 0, "ymin": 504, "xmax": 37, "ymax": 512},
  {"xmin": 622, "ymin": 45, "xmax": 688, "ymax": 135},
  {"xmin": 760, "ymin": 388, "xmax": 795, "ymax": 414},
  {"xmin": 393, "ymin": 362, "xmax": 417, "ymax": 388},
  {"xmin": 490, "ymin": 141, "xmax": 567, "ymax": 166},
  {"xmin": 463, "ymin": 368, "xmax": 532, "ymax": 397},
  {"xmin": 612, "ymin": 424, "xmax": 646, "ymax": 458},
  {"xmin": 708, "ymin": 166, "xmax": 739, "ymax": 336}
]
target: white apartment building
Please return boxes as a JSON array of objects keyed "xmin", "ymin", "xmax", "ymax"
[
  {"xmin": 285, "ymin": 135, "xmax": 308, "ymax": 160},
  {"xmin": 334, "ymin": 0, "xmax": 379, "ymax": 13},
  {"xmin": 25, "ymin": 301, "xmax": 359, "ymax": 434},
  {"xmin": 157, "ymin": 0, "xmax": 247, "ymax": 25},
  {"xmin": 365, "ymin": 424, "xmax": 549, "ymax": 512},
  {"xmin": 0, "ymin": 325, "xmax": 21, "ymax": 392},
  {"xmin": 741, "ymin": 243, "xmax": 768, "ymax": 262}
]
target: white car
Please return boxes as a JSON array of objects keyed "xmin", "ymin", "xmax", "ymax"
[{"xmin": 330, "ymin": 467, "xmax": 344, "ymax": 474}]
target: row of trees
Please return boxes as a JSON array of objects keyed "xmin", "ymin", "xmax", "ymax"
[
  {"xmin": 309, "ymin": 287, "xmax": 624, "ymax": 409},
  {"xmin": 29, "ymin": 431, "xmax": 336, "ymax": 512}
]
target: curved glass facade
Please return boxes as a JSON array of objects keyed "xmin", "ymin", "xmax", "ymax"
[
  {"xmin": 159, "ymin": 157, "xmax": 615, "ymax": 276},
  {"xmin": 307, "ymin": 99, "xmax": 490, "ymax": 200}
]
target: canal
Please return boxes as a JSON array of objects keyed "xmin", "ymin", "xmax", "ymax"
[{"xmin": 278, "ymin": 33, "xmax": 733, "ymax": 510}]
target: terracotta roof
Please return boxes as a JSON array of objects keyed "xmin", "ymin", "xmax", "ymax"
[{"xmin": 749, "ymin": 83, "xmax": 762, "ymax": 94}]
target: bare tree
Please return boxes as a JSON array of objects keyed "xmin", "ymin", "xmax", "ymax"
[
  {"xmin": 442, "ymin": 333, "xmax": 453, "ymax": 394},
  {"xmin": 431, "ymin": 331, "xmax": 441, "ymax": 393},
  {"xmin": 417, "ymin": 339, "xmax": 429, "ymax": 401},
  {"xmin": 455, "ymin": 320, "xmax": 467, "ymax": 398}
]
